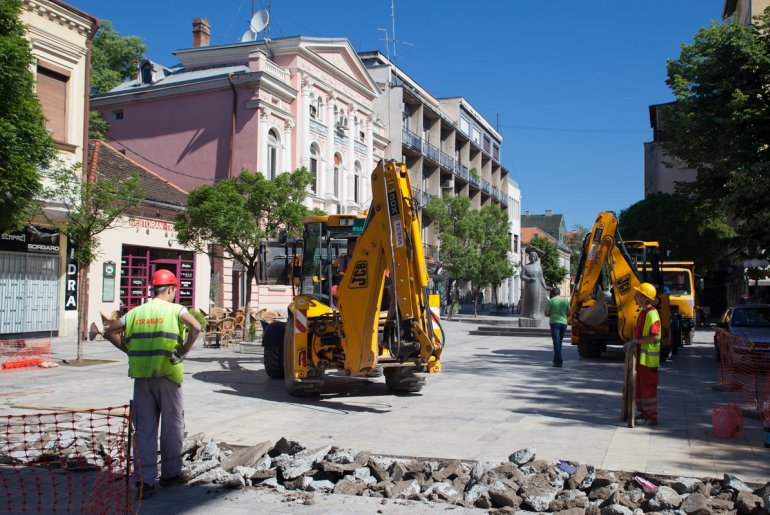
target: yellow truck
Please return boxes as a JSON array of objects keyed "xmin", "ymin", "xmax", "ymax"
[{"xmin": 262, "ymin": 161, "xmax": 444, "ymax": 396}]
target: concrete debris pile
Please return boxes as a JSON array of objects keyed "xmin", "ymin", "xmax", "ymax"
[
  {"xmin": 0, "ymin": 429, "xmax": 122, "ymax": 470},
  {"xmin": 181, "ymin": 435, "xmax": 770, "ymax": 513}
]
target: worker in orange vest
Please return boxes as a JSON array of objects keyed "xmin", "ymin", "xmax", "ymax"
[{"xmin": 624, "ymin": 282, "xmax": 661, "ymax": 426}]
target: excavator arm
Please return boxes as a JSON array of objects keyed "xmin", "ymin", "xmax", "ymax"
[
  {"xmin": 336, "ymin": 160, "xmax": 443, "ymax": 374},
  {"xmin": 570, "ymin": 212, "xmax": 649, "ymax": 345}
]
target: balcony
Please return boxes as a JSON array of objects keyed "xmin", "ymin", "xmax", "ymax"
[
  {"xmin": 423, "ymin": 243, "xmax": 438, "ymax": 261},
  {"xmin": 481, "ymin": 180, "xmax": 491, "ymax": 194},
  {"xmin": 412, "ymin": 187, "xmax": 433, "ymax": 207},
  {"xmin": 424, "ymin": 142, "xmax": 439, "ymax": 163},
  {"xmin": 402, "ymin": 128, "xmax": 422, "ymax": 152},
  {"xmin": 440, "ymin": 151, "xmax": 454, "ymax": 170},
  {"xmin": 309, "ymin": 118, "xmax": 326, "ymax": 135},
  {"xmin": 354, "ymin": 140, "xmax": 367, "ymax": 154}
]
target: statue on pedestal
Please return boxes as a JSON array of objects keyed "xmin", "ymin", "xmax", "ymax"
[{"xmin": 520, "ymin": 251, "xmax": 548, "ymax": 319}]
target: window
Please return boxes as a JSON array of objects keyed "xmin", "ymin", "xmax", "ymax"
[
  {"xmin": 317, "ymin": 98, "xmax": 324, "ymax": 121},
  {"xmin": 514, "ymin": 234, "xmax": 519, "ymax": 253},
  {"xmin": 333, "ymin": 153, "xmax": 342, "ymax": 198},
  {"xmin": 310, "ymin": 104, "xmax": 317, "ymax": 119},
  {"xmin": 472, "ymin": 127, "xmax": 481, "ymax": 145},
  {"xmin": 113, "ymin": 110, "xmax": 124, "ymax": 121},
  {"xmin": 37, "ymin": 66, "xmax": 69, "ymax": 141},
  {"xmin": 460, "ymin": 117, "xmax": 469, "ymax": 135},
  {"xmin": 267, "ymin": 129, "xmax": 279, "ymax": 180},
  {"xmin": 359, "ymin": 130, "xmax": 365, "ymax": 142},
  {"xmin": 309, "ymin": 144, "xmax": 319, "ymax": 193},
  {"xmin": 354, "ymin": 161, "xmax": 362, "ymax": 203}
]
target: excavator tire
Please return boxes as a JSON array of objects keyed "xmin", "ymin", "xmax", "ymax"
[
  {"xmin": 384, "ymin": 366, "xmax": 425, "ymax": 393},
  {"xmin": 577, "ymin": 341, "xmax": 604, "ymax": 358},
  {"xmin": 262, "ymin": 321, "xmax": 285, "ymax": 379},
  {"xmin": 283, "ymin": 314, "xmax": 323, "ymax": 397}
]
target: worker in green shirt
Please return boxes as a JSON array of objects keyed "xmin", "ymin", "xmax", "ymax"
[{"xmin": 544, "ymin": 286, "xmax": 570, "ymax": 367}]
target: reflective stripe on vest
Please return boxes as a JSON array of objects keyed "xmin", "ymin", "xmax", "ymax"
[
  {"xmin": 125, "ymin": 298, "xmax": 185, "ymax": 384},
  {"xmin": 639, "ymin": 307, "xmax": 661, "ymax": 368}
]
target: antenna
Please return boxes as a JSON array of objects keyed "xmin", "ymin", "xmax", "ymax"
[
  {"xmin": 385, "ymin": 0, "xmax": 413, "ymax": 65},
  {"xmin": 241, "ymin": 8, "xmax": 270, "ymax": 42}
]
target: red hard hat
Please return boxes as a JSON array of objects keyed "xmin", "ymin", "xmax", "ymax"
[{"xmin": 151, "ymin": 269, "xmax": 178, "ymax": 287}]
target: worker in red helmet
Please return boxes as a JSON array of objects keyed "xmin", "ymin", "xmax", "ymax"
[{"xmin": 102, "ymin": 268, "xmax": 201, "ymax": 499}]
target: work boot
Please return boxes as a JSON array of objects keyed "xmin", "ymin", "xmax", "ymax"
[
  {"xmin": 159, "ymin": 469, "xmax": 192, "ymax": 486},
  {"xmin": 636, "ymin": 416, "xmax": 658, "ymax": 426}
]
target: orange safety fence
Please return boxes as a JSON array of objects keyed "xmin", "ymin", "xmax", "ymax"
[
  {"xmin": 0, "ymin": 339, "xmax": 56, "ymax": 371},
  {"xmin": 716, "ymin": 331, "xmax": 770, "ymax": 428},
  {"xmin": 0, "ymin": 405, "xmax": 137, "ymax": 513}
]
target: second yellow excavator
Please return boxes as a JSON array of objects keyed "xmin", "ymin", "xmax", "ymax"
[{"xmin": 569, "ymin": 211, "xmax": 679, "ymax": 359}]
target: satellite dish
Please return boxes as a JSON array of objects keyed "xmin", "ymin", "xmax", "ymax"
[
  {"xmin": 240, "ymin": 9, "xmax": 269, "ymax": 43},
  {"xmin": 250, "ymin": 9, "xmax": 270, "ymax": 33}
]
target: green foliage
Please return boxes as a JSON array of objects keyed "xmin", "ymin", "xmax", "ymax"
[
  {"xmin": 529, "ymin": 235, "xmax": 567, "ymax": 287},
  {"xmin": 565, "ymin": 224, "xmax": 589, "ymax": 278},
  {"xmin": 0, "ymin": 0, "xmax": 54, "ymax": 231},
  {"xmin": 619, "ymin": 193, "xmax": 735, "ymax": 272},
  {"xmin": 189, "ymin": 309, "xmax": 207, "ymax": 329},
  {"xmin": 425, "ymin": 195, "xmax": 477, "ymax": 281},
  {"xmin": 90, "ymin": 21, "xmax": 146, "ymax": 95},
  {"xmin": 469, "ymin": 168, "xmax": 479, "ymax": 179},
  {"xmin": 89, "ymin": 110, "xmax": 110, "ymax": 140},
  {"xmin": 663, "ymin": 9, "xmax": 770, "ymax": 257},
  {"xmin": 40, "ymin": 163, "xmax": 143, "ymax": 265},
  {"xmin": 177, "ymin": 168, "xmax": 314, "ymax": 259},
  {"xmin": 89, "ymin": 21, "xmax": 146, "ymax": 139},
  {"xmin": 177, "ymin": 168, "xmax": 314, "ymax": 337},
  {"xmin": 470, "ymin": 205, "xmax": 515, "ymax": 291},
  {"xmin": 426, "ymin": 196, "xmax": 514, "ymax": 313}
]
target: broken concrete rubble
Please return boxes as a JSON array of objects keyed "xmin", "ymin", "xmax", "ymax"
[{"xmin": 176, "ymin": 437, "xmax": 769, "ymax": 513}]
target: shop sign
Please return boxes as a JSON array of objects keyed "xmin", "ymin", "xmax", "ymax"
[
  {"xmin": 102, "ymin": 261, "xmax": 116, "ymax": 302},
  {"xmin": 64, "ymin": 240, "xmax": 78, "ymax": 310},
  {"xmin": 128, "ymin": 218, "xmax": 176, "ymax": 232},
  {"xmin": 0, "ymin": 226, "xmax": 60, "ymax": 254}
]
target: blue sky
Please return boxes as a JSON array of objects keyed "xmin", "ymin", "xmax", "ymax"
[{"xmin": 70, "ymin": 0, "xmax": 724, "ymax": 229}]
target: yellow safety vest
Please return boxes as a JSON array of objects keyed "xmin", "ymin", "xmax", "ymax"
[
  {"xmin": 638, "ymin": 307, "xmax": 661, "ymax": 368},
  {"xmin": 125, "ymin": 298, "xmax": 185, "ymax": 385}
]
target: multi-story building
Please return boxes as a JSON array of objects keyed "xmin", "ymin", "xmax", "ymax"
[
  {"xmin": 0, "ymin": 0, "xmax": 98, "ymax": 338},
  {"xmin": 358, "ymin": 51, "xmax": 519, "ymax": 307},
  {"xmin": 91, "ymin": 21, "xmax": 387, "ymax": 313},
  {"xmin": 723, "ymin": 0, "xmax": 770, "ymax": 24}
]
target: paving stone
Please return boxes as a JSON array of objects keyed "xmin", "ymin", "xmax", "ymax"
[{"xmin": 221, "ymin": 440, "xmax": 272, "ymax": 471}]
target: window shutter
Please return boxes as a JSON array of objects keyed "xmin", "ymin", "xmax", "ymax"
[{"xmin": 37, "ymin": 67, "xmax": 68, "ymax": 141}]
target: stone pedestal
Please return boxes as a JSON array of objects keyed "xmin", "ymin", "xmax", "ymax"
[{"xmin": 518, "ymin": 317, "xmax": 543, "ymax": 328}]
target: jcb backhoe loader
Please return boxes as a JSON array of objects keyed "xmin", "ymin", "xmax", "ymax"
[
  {"xmin": 262, "ymin": 160, "xmax": 444, "ymax": 396},
  {"xmin": 569, "ymin": 212, "xmax": 679, "ymax": 359}
]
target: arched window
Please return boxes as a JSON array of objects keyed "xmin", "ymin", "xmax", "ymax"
[
  {"xmin": 317, "ymin": 98, "xmax": 324, "ymax": 122},
  {"xmin": 309, "ymin": 93, "xmax": 317, "ymax": 119},
  {"xmin": 309, "ymin": 143, "xmax": 320, "ymax": 193},
  {"xmin": 354, "ymin": 161, "xmax": 362, "ymax": 204},
  {"xmin": 267, "ymin": 129, "xmax": 279, "ymax": 180},
  {"xmin": 333, "ymin": 153, "xmax": 342, "ymax": 198}
]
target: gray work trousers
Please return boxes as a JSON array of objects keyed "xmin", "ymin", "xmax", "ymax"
[{"xmin": 132, "ymin": 377, "xmax": 184, "ymax": 484}]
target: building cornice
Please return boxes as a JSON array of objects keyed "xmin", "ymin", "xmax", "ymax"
[{"xmin": 23, "ymin": 0, "xmax": 95, "ymax": 38}]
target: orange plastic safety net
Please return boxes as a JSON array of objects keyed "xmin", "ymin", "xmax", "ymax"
[
  {"xmin": 0, "ymin": 405, "xmax": 137, "ymax": 513},
  {"xmin": 0, "ymin": 339, "xmax": 55, "ymax": 371},
  {"xmin": 716, "ymin": 331, "xmax": 770, "ymax": 428}
]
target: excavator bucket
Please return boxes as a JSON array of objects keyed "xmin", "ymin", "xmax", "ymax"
[{"xmin": 578, "ymin": 296, "xmax": 608, "ymax": 326}]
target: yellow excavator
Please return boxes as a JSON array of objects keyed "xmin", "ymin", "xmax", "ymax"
[
  {"xmin": 569, "ymin": 212, "xmax": 678, "ymax": 359},
  {"xmin": 262, "ymin": 160, "xmax": 445, "ymax": 396}
]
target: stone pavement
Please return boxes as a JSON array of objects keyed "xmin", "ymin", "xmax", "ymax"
[{"xmin": 0, "ymin": 319, "xmax": 767, "ymax": 513}]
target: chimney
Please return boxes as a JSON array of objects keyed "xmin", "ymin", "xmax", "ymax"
[
  {"xmin": 545, "ymin": 209, "xmax": 553, "ymax": 216},
  {"xmin": 192, "ymin": 18, "xmax": 211, "ymax": 47}
]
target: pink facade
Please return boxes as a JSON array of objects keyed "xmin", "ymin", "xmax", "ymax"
[{"xmin": 91, "ymin": 34, "xmax": 387, "ymax": 313}]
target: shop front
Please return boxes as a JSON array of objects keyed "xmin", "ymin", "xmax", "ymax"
[{"xmin": 0, "ymin": 226, "xmax": 73, "ymax": 337}]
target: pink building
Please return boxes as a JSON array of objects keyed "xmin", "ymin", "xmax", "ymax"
[{"xmin": 91, "ymin": 20, "xmax": 387, "ymax": 312}]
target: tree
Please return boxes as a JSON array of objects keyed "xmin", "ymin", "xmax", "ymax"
[
  {"xmin": 40, "ymin": 163, "xmax": 143, "ymax": 361},
  {"xmin": 426, "ymin": 196, "xmax": 513, "ymax": 316},
  {"xmin": 89, "ymin": 21, "xmax": 146, "ymax": 138},
  {"xmin": 619, "ymin": 193, "xmax": 735, "ymax": 273},
  {"xmin": 0, "ymin": 0, "xmax": 54, "ymax": 232},
  {"xmin": 176, "ymin": 168, "xmax": 314, "ymax": 337},
  {"xmin": 467, "ymin": 205, "xmax": 515, "ymax": 314},
  {"xmin": 663, "ymin": 9, "xmax": 770, "ymax": 257},
  {"xmin": 565, "ymin": 224, "xmax": 589, "ymax": 279},
  {"xmin": 528, "ymin": 235, "xmax": 567, "ymax": 288}
]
